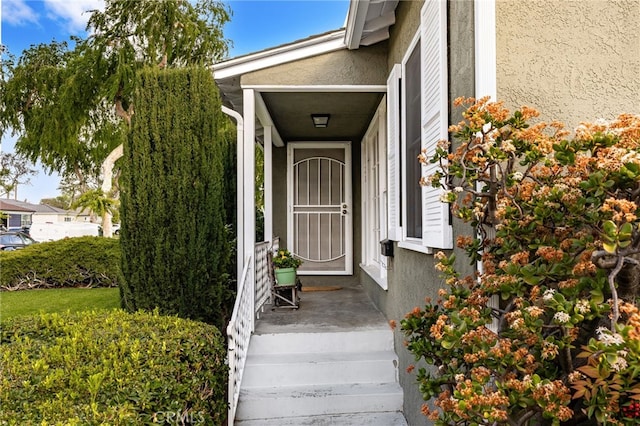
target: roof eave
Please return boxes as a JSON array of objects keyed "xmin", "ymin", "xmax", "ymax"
[
  {"xmin": 213, "ymin": 29, "xmax": 347, "ymax": 81},
  {"xmin": 345, "ymin": 0, "xmax": 370, "ymax": 50}
]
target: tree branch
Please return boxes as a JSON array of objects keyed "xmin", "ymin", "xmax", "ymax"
[
  {"xmin": 608, "ymin": 255, "xmax": 624, "ymax": 329},
  {"xmin": 515, "ymin": 409, "xmax": 537, "ymax": 426},
  {"xmin": 114, "ymin": 96, "xmax": 132, "ymax": 126}
]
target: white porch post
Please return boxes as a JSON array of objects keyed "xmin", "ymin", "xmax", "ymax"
[
  {"xmin": 474, "ymin": 0, "xmax": 497, "ymax": 100},
  {"xmin": 222, "ymin": 106, "xmax": 245, "ymax": 283},
  {"xmin": 243, "ymin": 89, "xmax": 257, "ymax": 331},
  {"xmin": 263, "ymin": 125, "xmax": 273, "ymax": 243},
  {"xmin": 475, "ymin": 0, "xmax": 497, "ymax": 331}
]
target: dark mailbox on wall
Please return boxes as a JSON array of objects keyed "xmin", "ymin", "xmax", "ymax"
[{"xmin": 380, "ymin": 239, "xmax": 394, "ymax": 257}]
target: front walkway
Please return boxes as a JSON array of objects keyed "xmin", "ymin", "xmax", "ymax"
[{"xmin": 235, "ymin": 279, "xmax": 408, "ymax": 425}]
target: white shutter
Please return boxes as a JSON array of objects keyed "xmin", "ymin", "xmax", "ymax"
[
  {"xmin": 421, "ymin": 0, "xmax": 452, "ymax": 249},
  {"xmin": 386, "ymin": 64, "xmax": 401, "ymax": 241},
  {"xmin": 378, "ymin": 98, "xmax": 388, "ymax": 242}
]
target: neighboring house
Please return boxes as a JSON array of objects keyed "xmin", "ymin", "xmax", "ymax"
[
  {"xmin": 213, "ymin": 0, "xmax": 639, "ymax": 424},
  {"xmin": 0, "ymin": 199, "xmax": 100, "ymax": 241},
  {"xmin": 0, "ymin": 199, "xmax": 35, "ymax": 230},
  {"xmin": 66, "ymin": 207, "xmax": 94, "ymax": 223},
  {"xmin": 31, "ymin": 205, "xmax": 99, "ymax": 241},
  {"xmin": 31, "ymin": 204, "xmax": 76, "ymax": 224}
]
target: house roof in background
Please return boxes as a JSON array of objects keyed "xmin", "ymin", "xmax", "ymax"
[
  {"xmin": 0, "ymin": 199, "xmax": 36, "ymax": 213},
  {"xmin": 0, "ymin": 199, "xmax": 68, "ymax": 214}
]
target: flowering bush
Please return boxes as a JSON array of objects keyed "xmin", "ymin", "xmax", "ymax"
[
  {"xmin": 272, "ymin": 249, "xmax": 303, "ymax": 269},
  {"xmin": 399, "ymin": 97, "xmax": 640, "ymax": 425}
]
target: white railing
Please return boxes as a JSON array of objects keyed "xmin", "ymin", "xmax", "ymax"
[
  {"xmin": 227, "ymin": 255, "xmax": 253, "ymax": 425},
  {"xmin": 227, "ymin": 238, "xmax": 279, "ymax": 425},
  {"xmin": 254, "ymin": 241, "xmax": 272, "ymax": 317}
]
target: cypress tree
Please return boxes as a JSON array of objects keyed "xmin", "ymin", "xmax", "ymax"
[
  {"xmin": 120, "ymin": 67, "xmax": 230, "ymax": 328},
  {"xmin": 217, "ymin": 115, "xmax": 238, "ymax": 318}
]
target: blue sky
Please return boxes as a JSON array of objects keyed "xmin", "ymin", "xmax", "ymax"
[{"xmin": 1, "ymin": 0, "xmax": 349, "ymax": 203}]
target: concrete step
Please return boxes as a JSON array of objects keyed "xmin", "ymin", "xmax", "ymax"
[
  {"xmin": 235, "ymin": 382, "xmax": 404, "ymax": 420},
  {"xmin": 248, "ymin": 329, "xmax": 394, "ymax": 355},
  {"xmin": 242, "ymin": 350, "xmax": 398, "ymax": 387},
  {"xmin": 235, "ymin": 411, "xmax": 408, "ymax": 425}
]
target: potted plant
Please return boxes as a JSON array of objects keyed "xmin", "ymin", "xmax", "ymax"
[{"xmin": 272, "ymin": 249, "xmax": 302, "ymax": 286}]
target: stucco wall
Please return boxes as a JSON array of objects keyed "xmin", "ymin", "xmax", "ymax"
[
  {"xmin": 387, "ymin": 0, "xmax": 422, "ymax": 68},
  {"xmin": 242, "ymin": 43, "xmax": 388, "ymax": 87},
  {"xmin": 496, "ymin": 0, "xmax": 640, "ymax": 128}
]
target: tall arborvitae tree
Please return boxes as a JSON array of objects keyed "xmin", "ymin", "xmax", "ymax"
[
  {"xmin": 218, "ymin": 116, "xmax": 238, "ymax": 301},
  {"xmin": 120, "ymin": 67, "xmax": 230, "ymax": 328},
  {"xmin": 218, "ymin": 119, "xmax": 237, "ymax": 231}
]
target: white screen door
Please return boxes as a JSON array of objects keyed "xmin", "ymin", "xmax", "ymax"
[{"xmin": 287, "ymin": 142, "xmax": 352, "ymax": 275}]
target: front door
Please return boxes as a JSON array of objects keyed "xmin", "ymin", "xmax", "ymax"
[{"xmin": 287, "ymin": 142, "xmax": 352, "ymax": 275}]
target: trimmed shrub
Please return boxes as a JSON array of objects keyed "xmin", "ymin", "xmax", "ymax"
[
  {"xmin": 120, "ymin": 67, "xmax": 232, "ymax": 329},
  {"xmin": 0, "ymin": 309, "xmax": 228, "ymax": 424},
  {"xmin": 0, "ymin": 237, "xmax": 121, "ymax": 291}
]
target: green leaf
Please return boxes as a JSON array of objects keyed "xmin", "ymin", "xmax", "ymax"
[
  {"xmin": 620, "ymin": 222, "xmax": 633, "ymax": 236},
  {"xmin": 603, "ymin": 220, "xmax": 617, "ymax": 236},
  {"xmin": 441, "ymin": 339, "xmax": 455, "ymax": 350},
  {"xmin": 602, "ymin": 241, "xmax": 617, "ymax": 254}
]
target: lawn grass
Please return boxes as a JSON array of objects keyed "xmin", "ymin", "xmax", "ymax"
[{"xmin": 0, "ymin": 288, "xmax": 121, "ymax": 322}]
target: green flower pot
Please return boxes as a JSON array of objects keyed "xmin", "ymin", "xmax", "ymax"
[{"xmin": 274, "ymin": 267, "xmax": 297, "ymax": 285}]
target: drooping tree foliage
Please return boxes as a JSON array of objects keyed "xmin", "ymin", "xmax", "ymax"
[
  {"xmin": 0, "ymin": 0, "xmax": 231, "ymax": 214},
  {"xmin": 120, "ymin": 67, "xmax": 231, "ymax": 328},
  {"xmin": 0, "ymin": 152, "xmax": 37, "ymax": 199}
]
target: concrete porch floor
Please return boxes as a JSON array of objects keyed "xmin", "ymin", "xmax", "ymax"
[{"xmin": 255, "ymin": 279, "xmax": 389, "ymax": 334}]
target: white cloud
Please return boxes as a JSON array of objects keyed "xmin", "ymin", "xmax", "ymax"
[
  {"xmin": 1, "ymin": 0, "xmax": 39, "ymax": 26},
  {"xmin": 44, "ymin": 0, "xmax": 104, "ymax": 33}
]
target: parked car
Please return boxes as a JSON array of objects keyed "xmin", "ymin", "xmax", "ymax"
[{"xmin": 0, "ymin": 231, "xmax": 38, "ymax": 251}]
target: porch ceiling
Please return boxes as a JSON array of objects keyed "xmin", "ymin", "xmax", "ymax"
[
  {"xmin": 260, "ymin": 91, "xmax": 384, "ymax": 142},
  {"xmin": 215, "ymin": 0, "xmax": 399, "ymax": 144}
]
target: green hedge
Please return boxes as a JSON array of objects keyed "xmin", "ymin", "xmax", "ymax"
[
  {"xmin": 0, "ymin": 310, "xmax": 228, "ymax": 424},
  {"xmin": 0, "ymin": 237, "xmax": 121, "ymax": 291},
  {"xmin": 120, "ymin": 67, "xmax": 232, "ymax": 328}
]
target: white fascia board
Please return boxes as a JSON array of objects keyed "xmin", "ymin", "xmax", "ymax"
[
  {"xmin": 213, "ymin": 30, "xmax": 347, "ymax": 81},
  {"xmin": 242, "ymin": 84, "xmax": 387, "ymax": 93},
  {"xmin": 345, "ymin": 0, "xmax": 370, "ymax": 50}
]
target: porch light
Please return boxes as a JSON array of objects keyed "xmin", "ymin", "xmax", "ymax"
[{"xmin": 311, "ymin": 114, "xmax": 330, "ymax": 128}]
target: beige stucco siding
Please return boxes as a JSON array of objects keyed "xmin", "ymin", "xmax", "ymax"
[
  {"xmin": 387, "ymin": 0, "xmax": 422, "ymax": 68},
  {"xmin": 241, "ymin": 43, "xmax": 388, "ymax": 87},
  {"xmin": 497, "ymin": 0, "xmax": 640, "ymax": 128}
]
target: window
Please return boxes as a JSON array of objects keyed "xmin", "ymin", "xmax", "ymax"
[
  {"xmin": 361, "ymin": 99, "xmax": 388, "ymax": 289},
  {"xmin": 20, "ymin": 214, "xmax": 31, "ymax": 227},
  {"xmin": 387, "ymin": 0, "xmax": 452, "ymax": 252},
  {"xmin": 404, "ymin": 41, "xmax": 422, "ymax": 239}
]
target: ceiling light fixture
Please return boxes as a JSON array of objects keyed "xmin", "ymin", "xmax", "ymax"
[{"xmin": 311, "ymin": 114, "xmax": 330, "ymax": 128}]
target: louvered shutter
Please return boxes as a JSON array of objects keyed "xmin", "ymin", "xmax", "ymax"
[
  {"xmin": 386, "ymin": 64, "xmax": 402, "ymax": 241},
  {"xmin": 421, "ymin": 0, "xmax": 452, "ymax": 249}
]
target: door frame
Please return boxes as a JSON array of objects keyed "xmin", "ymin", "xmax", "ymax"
[{"xmin": 287, "ymin": 141, "xmax": 353, "ymax": 275}]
